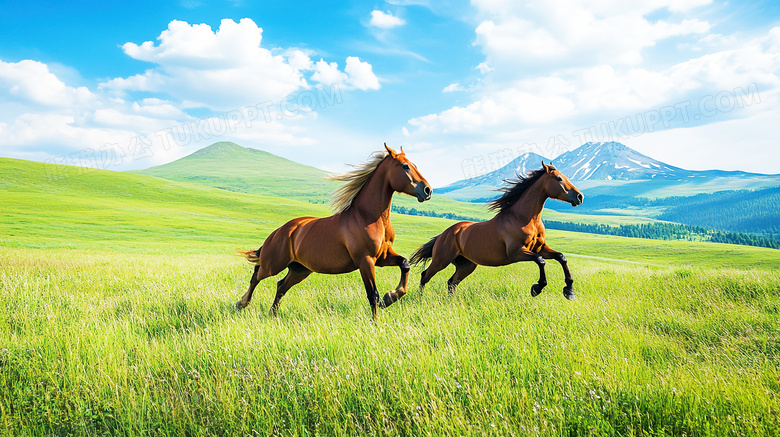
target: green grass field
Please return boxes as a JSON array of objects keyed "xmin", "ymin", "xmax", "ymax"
[{"xmin": 2, "ymin": 158, "xmax": 779, "ymax": 436}]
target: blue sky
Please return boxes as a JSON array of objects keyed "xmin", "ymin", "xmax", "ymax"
[{"xmin": 1, "ymin": 0, "xmax": 779, "ymax": 185}]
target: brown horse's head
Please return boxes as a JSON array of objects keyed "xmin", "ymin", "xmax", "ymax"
[
  {"xmin": 384, "ymin": 143, "xmax": 432, "ymax": 202},
  {"xmin": 541, "ymin": 162, "xmax": 584, "ymax": 207}
]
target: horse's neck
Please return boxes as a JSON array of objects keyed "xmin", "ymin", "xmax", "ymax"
[
  {"xmin": 347, "ymin": 165, "xmax": 394, "ymax": 224},
  {"xmin": 506, "ymin": 181, "xmax": 548, "ymax": 225}
]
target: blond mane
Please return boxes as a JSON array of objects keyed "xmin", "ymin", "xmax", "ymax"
[{"xmin": 327, "ymin": 151, "xmax": 389, "ymax": 213}]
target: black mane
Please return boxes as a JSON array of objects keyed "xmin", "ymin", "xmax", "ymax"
[{"xmin": 488, "ymin": 166, "xmax": 551, "ymax": 213}]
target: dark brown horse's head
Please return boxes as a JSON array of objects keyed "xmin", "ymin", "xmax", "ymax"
[
  {"xmin": 384, "ymin": 143, "xmax": 432, "ymax": 202},
  {"xmin": 541, "ymin": 162, "xmax": 584, "ymax": 207}
]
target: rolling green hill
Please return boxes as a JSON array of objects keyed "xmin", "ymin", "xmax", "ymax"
[
  {"xmin": 0, "ymin": 156, "xmax": 445, "ymax": 254},
  {"xmin": 132, "ymin": 142, "xmax": 333, "ymax": 202}
]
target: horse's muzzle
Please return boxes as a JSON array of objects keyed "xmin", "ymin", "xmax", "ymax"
[
  {"xmin": 569, "ymin": 192, "xmax": 584, "ymax": 207},
  {"xmin": 415, "ymin": 183, "xmax": 432, "ymax": 202}
]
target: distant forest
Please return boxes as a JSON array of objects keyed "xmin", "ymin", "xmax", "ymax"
[
  {"xmin": 656, "ymin": 187, "xmax": 780, "ymax": 237},
  {"xmin": 544, "ymin": 221, "xmax": 780, "ymax": 250},
  {"xmin": 542, "ymin": 186, "xmax": 780, "ymax": 238},
  {"xmin": 392, "ymin": 205, "xmax": 780, "ymax": 250},
  {"xmin": 392, "ymin": 205, "xmax": 478, "ymax": 222}
]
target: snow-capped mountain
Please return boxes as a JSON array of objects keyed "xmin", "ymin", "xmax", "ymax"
[
  {"xmin": 552, "ymin": 141, "xmax": 688, "ymax": 181},
  {"xmin": 437, "ymin": 141, "xmax": 780, "ymax": 201}
]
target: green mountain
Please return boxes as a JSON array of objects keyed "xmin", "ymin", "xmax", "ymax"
[{"xmin": 133, "ymin": 142, "xmax": 333, "ymax": 203}]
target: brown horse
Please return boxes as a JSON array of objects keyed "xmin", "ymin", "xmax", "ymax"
[
  {"xmin": 236, "ymin": 144, "xmax": 432, "ymax": 320},
  {"xmin": 411, "ymin": 162, "xmax": 583, "ymax": 300}
]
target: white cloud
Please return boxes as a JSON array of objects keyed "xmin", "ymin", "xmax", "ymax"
[
  {"xmin": 369, "ymin": 10, "xmax": 406, "ymax": 29},
  {"xmin": 102, "ymin": 18, "xmax": 379, "ymax": 109},
  {"xmin": 409, "ymin": 30, "xmax": 780, "ymax": 136},
  {"xmin": 0, "ymin": 59, "xmax": 95, "ymax": 107},
  {"xmin": 472, "ymin": 0, "xmax": 712, "ymax": 71},
  {"xmin": 409, "ymin": 0, "xmax": 780, "ymax": 134},
  {"xmin": 476, "ymin": 62, "xmax": 493, "ymax": 74},
  {"xmin": 286, "ymin": 49, "xmax": 314, "ymax": 71},
  {"xmin": 100, "ymin": 70, "xmax": 166, "ymax": 93},
  {"xmin": 442, "ymin": 82, "xmax": 464, "ymax": 92},
  {"xmin": 344, "ymin": 57, "xmax": 380, "ymax": 90},
  {"xmin": 311, "ymin": 60, "xmax": 348, "ymax": 87},
  {"xmin": 103, "ymin": 19, "xmax": 306, "ymax": 109},
  {"xmin": 131, "ymin": 98, "xmax": 188, "ymax": 119},
  {"xmin": 629, "ymin": 96, "xmax": 780, "ymax": 174},
  {"xmin": 121, "ymin": 18, "xmax": 264, "ymax": 68},
  {"xmin": 312, "ymin": 57, "xmax": 380, "ymax": 91},
  {"xmin": 410, "ymin": 85, "xmax": 576, "ymax": 133}
]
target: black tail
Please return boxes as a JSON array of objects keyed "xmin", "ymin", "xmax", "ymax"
[{"xmin": 410, "ymin": 236, "xmax": 438, "ymax": 267}]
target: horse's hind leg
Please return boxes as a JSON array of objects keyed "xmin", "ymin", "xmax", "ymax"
[
  {"xmin": 270, "ymin": 262, "xmax": 311, "ymax": 316},
  {"xmin": 237, "ymin": 265, "xmax": 271, "ymax": 309},
  {"xmin": 419, "ymin": 236, "xmax": 459, "ymax": 296},
  {"xmin": 419, "ymin": 257, "xmax": 449, "ymax": 296},
  {"xmin": 447, "ymin": 256, "xmax": 477, "ymax": 294}
]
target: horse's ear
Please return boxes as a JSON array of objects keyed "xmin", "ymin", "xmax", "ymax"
[
  {"xmin": 384, "ymin": 143, "xmax": 397, "ymax": 158},
  {"xmin": 542, "ymin": 161, "xmax": 551, "ymax": 173}
]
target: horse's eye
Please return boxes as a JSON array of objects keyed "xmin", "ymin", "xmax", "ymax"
[
  {"xmin": 402, "ymin": 163, "xmax": 410, "ymax": 171},
  {"xmin": 557, "ymin": 176, "xmax": 563, "ymax": 181}
]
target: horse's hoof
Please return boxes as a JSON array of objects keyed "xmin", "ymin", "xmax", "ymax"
[
  {"xmin": 378, "ymin": 292, "xmax": 392, "ymax": 309},
  {"xmin": 563, "ymin": 287, "xmax": 575, "ymax": 300},
  {"xmin": 235, "ymin": 301, "xmax": 246, "ymax": 310},
  {"xmin": 530, "ymin": 284, "xmax": 543, "ymax": 297}
]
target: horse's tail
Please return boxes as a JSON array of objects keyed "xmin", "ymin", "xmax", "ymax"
[
  {"xmin": 237, "ymin": 246, "xmax": 263, "ymax": 265},
  {"xmin": 410, "ymin": 236, "xmax": 438, "ymax": 267}
]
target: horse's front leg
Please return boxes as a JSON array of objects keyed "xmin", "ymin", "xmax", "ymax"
[
  {"xmin": 376, "ymin": 248, "xmax": 410, "ymax": 309},
  {"xmin": 513, "ymin": 248, "xmax": 547, "ymax": 297},
  {"xmin": 357, "ymin": 256, "xmax": 381, "ymax": 321},
  {"xmin": 539, "ymin": 244, "xmax": 575, "ymax": 300}
]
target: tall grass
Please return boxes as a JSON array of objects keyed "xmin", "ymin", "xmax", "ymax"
[
  {"xmin": 3, "ymin": 157, "xmax": 779, "ymax": 435},
  {"xmin": 2, "ymin": 248, "xmax": 778, "ymax": 436}
]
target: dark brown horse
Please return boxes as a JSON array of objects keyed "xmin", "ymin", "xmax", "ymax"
[
  {"xmin": 411, "ymin": 162, "xmax": 583, "ymax": 299},
  {"xmin": 237, "ymin": 144, "xmax": 432, "ymax": 320}
]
